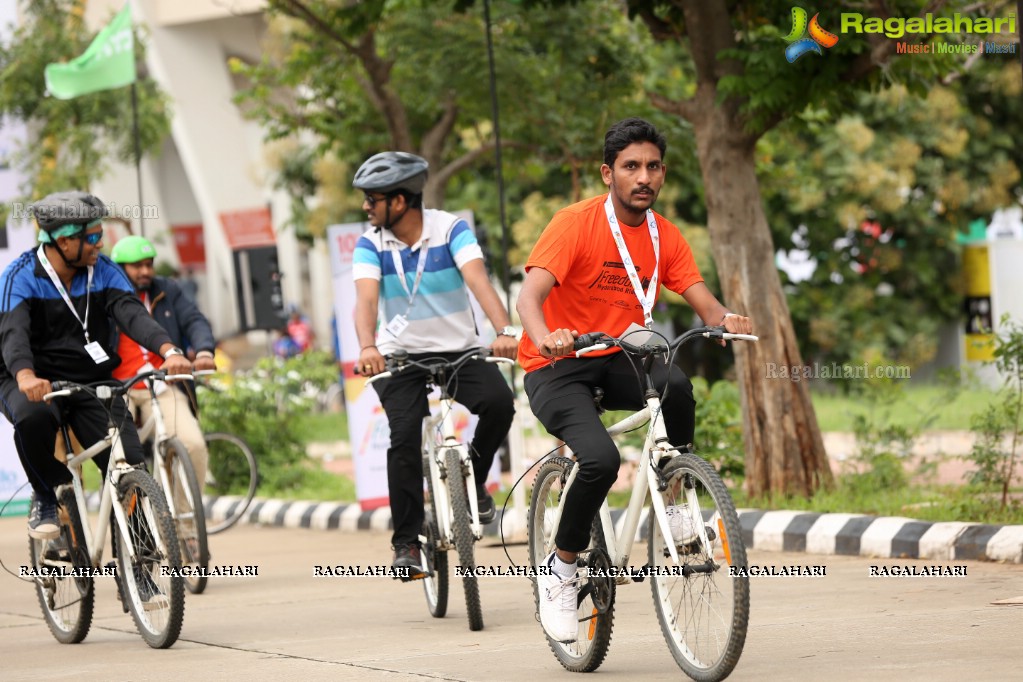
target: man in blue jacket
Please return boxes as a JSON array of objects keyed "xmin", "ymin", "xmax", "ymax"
[
  {"xmin": 110, "ymin": 235, "xmax": 216, "ymax": 494},
  {"xmin": 0, "ymin": 192, "xmax": 193, "ymax": 539}
]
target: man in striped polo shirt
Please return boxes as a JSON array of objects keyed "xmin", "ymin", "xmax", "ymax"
[{"xmin": 352, "ymin": 152, "xmax": 518, "ymax": 577}]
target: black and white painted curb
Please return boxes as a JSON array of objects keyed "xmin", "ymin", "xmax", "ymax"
[{"xmin": 197, "ymin": 496, "xmax": 1023, "ymax": 564}]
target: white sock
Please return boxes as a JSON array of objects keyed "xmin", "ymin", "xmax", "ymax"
[{"xmin": 550, "ymin": 553, "xmax": 577, "ymax": 580}]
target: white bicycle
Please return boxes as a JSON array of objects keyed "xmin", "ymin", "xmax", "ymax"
[
  {"xmin": 366, "ymin": 347, "xmax": 514, "ymax": 631},
  {"xmin": 132, "ymin": 370, "xmax": 210, "ymax": 595},
  {"xmin": 29, "ymin": 373, "xmax": 185, "ymax": 648},
  {"xmin": 528, "ymin": 326, "xmax": 757, "ymax": 680}
]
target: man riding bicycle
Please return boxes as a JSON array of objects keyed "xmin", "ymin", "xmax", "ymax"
[
  {"xmin": 516, "ymin": 118, "xmax": 752, "ymax": 642},
  {"xmin": 109, "ymin": 235, "xmax": 216, "ymax": 493},
  {"xmin": 0, "ymin": 192, "xmax": 192, "ymax": 541},
  {"xmin": 352, "ymin": 151, "xmax": 517, "ymax": 577}
]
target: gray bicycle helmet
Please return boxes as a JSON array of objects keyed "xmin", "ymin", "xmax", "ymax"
[
  {"xmin": 31, "ymin": 191, "xmax": 108, "ymax": 233},
  {"xmin": 352, "ymin": 152, "xmax": 429, "ymax": 194}
]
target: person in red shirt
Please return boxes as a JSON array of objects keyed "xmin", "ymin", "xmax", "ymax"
[
  {"xmin": 516, "ymin": 118, "xmax": 752, "ymax": 643},
  {"xmin": 109, "ymin": 236, "xmax": 216, "ymax": 491}
]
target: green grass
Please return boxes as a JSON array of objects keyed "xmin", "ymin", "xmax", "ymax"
[
  {"xmin": 265, "ymin": 465, "xmax": 356, "ymax": 502},
  {"xmin": 293, "ymin": 410, "xmax": 349, "ymax": 443},
  {"xmin": 810, "ymin": 384, "xmax": 1000, "ymax": 432},
  {"xmin": 735, "ymin": 484, "xmax": 1023, "ymax": 525}
]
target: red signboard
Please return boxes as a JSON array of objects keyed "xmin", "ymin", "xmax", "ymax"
[
  {"xmin": 220, "ymin": 207, "xmax": 276, "ymax": 250},
  {"xmin": 171, "ymin": 223, "xmax": 206, "ymax": 269}
]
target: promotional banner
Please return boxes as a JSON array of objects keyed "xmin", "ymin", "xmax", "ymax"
[
  {"xmin": 0, "ymin": 214, "xmax": 37, "ymax": 516},
  {"xmin": 327, "ymin": 213, "xmax": 497, "ymax": 510}
]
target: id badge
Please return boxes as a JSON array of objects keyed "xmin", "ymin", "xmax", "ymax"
[
  {"xmin": 84, "ymin": 341, "xmax": 110, "ymax": 364},
  {"xmin": 385, "ymin": 314, "xmax": 409, "ymax": 338}
]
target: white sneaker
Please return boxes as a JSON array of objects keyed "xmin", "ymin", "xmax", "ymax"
[
  {"xmin": 666, "ymin": 504, "xmax": 698, "ymax": 546},
  {"xmin": 538, "ymin": 552, "xmax": 579, "ymax": 643}
]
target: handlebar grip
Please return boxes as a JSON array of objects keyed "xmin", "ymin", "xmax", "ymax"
[
  {"xmin": 364, "ymin": 371, "xmax": 393, "ymax": 385},
  {"xmin": 42, "ymin": 388, "xmax": 73, "ymax": 401},
  {"xmin": 573, "ymin": 333, "xmax": 603, "ymax": 351},
  {"xmin": 722, "ymin": 333, "xmax": 759, "ymax": 342}
]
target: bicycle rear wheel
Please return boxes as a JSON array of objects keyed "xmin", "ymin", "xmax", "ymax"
[
  {"xmin": 422, "ymin": 453, "xmax": 448, "ymax": 618},
  {"xmin": 114, "ymin": 469, "xmax": 185, "ymax": 649},
  {"xmin": 445, "ymin": 447, "xmax": 483, "ymax": 631},
  {"xmin": 161, "ymin": 437, "xmax": 209, "ymax": 594},
  {"xmin": 648, "ymin": 451, "xmax": 749, "ymax": 681},
  {"xmin": 29, "ymin": 486, "xmax": 94, "ymax": 644},
  {"xmin": 204, "ymin": 432, "xmax": 257, "ymax": 534},
  {"xmin": 527, "ymin": 456, "xmax": 614, "ymax": 673}
]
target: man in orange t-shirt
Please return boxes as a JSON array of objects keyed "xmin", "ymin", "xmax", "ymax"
[{"xmin": 517, "ymin": 117, "xmax": 752, "ymax": 643}]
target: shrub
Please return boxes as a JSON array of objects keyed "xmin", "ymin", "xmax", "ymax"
[{"xmin": 198, "ymin": 350, "xmax": 338, "ymax": 493}]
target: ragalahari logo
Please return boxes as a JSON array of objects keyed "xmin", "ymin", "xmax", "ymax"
[{"xmin": 783, "ymin": 7, "xmax": 839, "ymax": 62}]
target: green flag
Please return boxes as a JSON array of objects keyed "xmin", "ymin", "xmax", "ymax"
[{"xmin": 44, "ymin": 5, "xmax": 136, "ymax": 100}]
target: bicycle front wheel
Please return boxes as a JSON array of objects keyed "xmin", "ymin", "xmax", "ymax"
[
  {"xmin": 29, "ymin": 486, "xmax": 94, "ymax": 644},
  {"xmin": 445, "ymin": 448, "xmax": 483, "ymax": 631},
  {"xmin": 527, "ymin": 456, "xmax": 614, "ymax": 673},
  {"xmin": 162, "ymin": 437, "xmax": 210, "ymax": 594},
  {"xmin": 114, "ymin": 470, "xmax": 185, "ymax": 649},
  {"xmin": 648, "ymin": 451, "xmax": 749, "ymax": 681},
  {"xmin": 422, "ymin": 453, "xmax": 448, "ymax": 618},
  {"xmin": 204, "ymin": 432, "xmax": 257, "ymax": 534}
]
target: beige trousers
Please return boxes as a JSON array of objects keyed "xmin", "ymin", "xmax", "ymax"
[{"xmin": 128, "ymin": 386, "xmax": 208, "ymax": 490}]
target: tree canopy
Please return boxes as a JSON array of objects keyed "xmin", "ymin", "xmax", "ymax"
[{"xmin": 0, "ymin": 0, "xmax": 169, "ymax": 211}]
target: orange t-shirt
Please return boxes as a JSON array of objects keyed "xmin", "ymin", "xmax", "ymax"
[
  {"xmin": 112, "ymin": 293, "xmax": 163, "ymax": 386},
  {"xmin": 518, "ymin": 194, "xmax": 704, "ymax": 372}
]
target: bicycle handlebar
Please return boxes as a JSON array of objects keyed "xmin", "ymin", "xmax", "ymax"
[
  {"xmin": 41, "ymin": 369, "xmax": 206, "ymax": 402},
  {"xmin": 574, "ymin": 325, "xmax": 758, "ymax": 358},
  {"xmin": 361, "ymin": 348, "xmax": 513, "ymax": 386}
]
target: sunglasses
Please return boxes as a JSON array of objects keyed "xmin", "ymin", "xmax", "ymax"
[
  {"xmin": 80, "ymin": 230, "xmax": 103, "ymax": 246},
  {"xmin": 363, "ymin": 193, "xmax": 391, "ymax": 208}
]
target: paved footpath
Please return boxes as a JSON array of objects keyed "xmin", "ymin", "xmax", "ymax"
[{"xmin": 2, "ymin": 518, "xmax": 1022, "ymax": 681}]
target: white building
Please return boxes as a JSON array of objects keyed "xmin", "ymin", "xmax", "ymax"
[{"xmin": 82, "ymin": 1, "xmax": 330, "ymax": 349}]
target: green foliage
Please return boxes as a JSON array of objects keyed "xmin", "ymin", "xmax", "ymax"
[
  {"xmin": 764, "ymin": 66, "xmax": 1021, "ymax": 375},
  {"xmin": 967, "ymin": 315, "xmax": 1023, "ymax": 506},
  {"xmin": 232, "ymin": 0, "xmax": 652, "ymax": 248},
  {"xmin": 691, "ymin": 377, "xmax": 745, "ymax": 479},
  {"xmin": 0, "ymin": 1, "xmax": 171, "ymax": 212},
  {"xmin": 198, "ymin": 351, "xmax": 338, "ymax": 493},
  {"xmin": 841, "ymin": 376, "xmax": 960, "ymax": 494}
]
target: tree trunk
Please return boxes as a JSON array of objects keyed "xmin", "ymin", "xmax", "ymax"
[{"xmin": 691, "ymin": 105, "xmax": 833, "ymax": 498}]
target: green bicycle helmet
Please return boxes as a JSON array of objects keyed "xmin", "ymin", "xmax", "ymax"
[{"xmin": 111, "ymin": 235, "xmax": 157, "ymax": 264}]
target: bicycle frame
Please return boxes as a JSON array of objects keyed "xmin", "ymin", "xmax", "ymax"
[
  {"xmin": 60, "ymin": 421, "xmax": 168, "ymax": 569},
  {"xmin": 542, "ymin": 396, "xmax": 694, "ymax": 575},
  {"xmin": 423, "ymin": 396, "xmax": 481, "ymax": 548},
  {"xmin": 132, "ymin": 377, "xmax": 197, "ymax": 532},
  {"xmin": 542, "ymin": 327, "xmax": 757, "ymax": 578}
]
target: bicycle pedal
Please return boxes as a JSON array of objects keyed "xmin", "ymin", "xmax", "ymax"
[{"xmin": 395, "ymin": 569, "xmax": 429, "ymax": 582}]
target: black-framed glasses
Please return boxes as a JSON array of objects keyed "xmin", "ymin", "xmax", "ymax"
[{"xmin": 363, "ymin": 193, "xmax": 391, "ymax": 208}]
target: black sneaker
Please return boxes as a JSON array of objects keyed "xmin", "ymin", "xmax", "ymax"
[
  {"xmin": 133, "ymin": 565, "xmax": 168, "ymax": 612},
  {"xmin": 28, "ymin": 493, "xmax": 59, "ymax": 540},
  {"xmin": 476, "ymin": 487, "xmax": 496, "ymax": 525},
  {"xmin": 392, "ymin": 543, "xmax": 426, "ymax": 581}
]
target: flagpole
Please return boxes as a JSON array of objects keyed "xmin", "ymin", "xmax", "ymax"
[{"xmin": 131, "ymin": 81, "xmax": 144, "ymax": 237}]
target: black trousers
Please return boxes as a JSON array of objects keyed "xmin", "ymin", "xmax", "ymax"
[
  {"xmin": 1, "ymin": 378, "xmax": 145, "ymax": 498},
  {"xmin": 523, "ymin": 351, "xmax": 695, "ymax": 553},
  {"xmin": 372, "ymin": 352, "xmax": 515, "ymax": 547}
]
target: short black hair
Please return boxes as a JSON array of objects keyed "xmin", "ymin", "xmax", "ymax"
[
  {"xmin": 393, "ymin": 189, "xmax": 423, "ymax": 209},
  {"xmin": 603, "ymin": 117, "xmax": 667, "ymax": 167}
]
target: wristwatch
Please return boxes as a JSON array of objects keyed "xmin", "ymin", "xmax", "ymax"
[
  {"xmin": 498, "ymin": 326, "xmax": 521, "ymax": 341},
  {"xmin": 163, "ymin": 347, "xmax": 185, "ymax": 359}
]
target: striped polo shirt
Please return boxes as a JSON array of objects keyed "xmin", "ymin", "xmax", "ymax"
[{"xmin": 352, "ymin": 209, "xmax": 483, "ymax": 354}]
